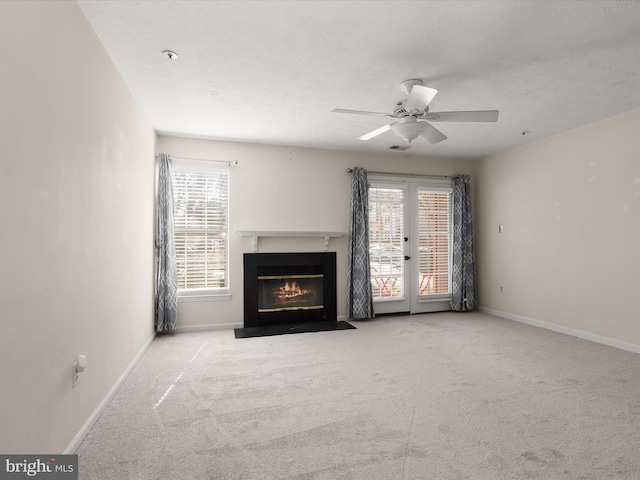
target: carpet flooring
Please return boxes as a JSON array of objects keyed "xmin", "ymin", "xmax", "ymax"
[{"xmin": 76, "ymin": 312, "xmax": 640, "ymax": 479}]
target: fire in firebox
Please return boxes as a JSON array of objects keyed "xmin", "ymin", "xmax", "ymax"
[
  {"xmin": 258, "ymin": 274, "xmax": 323, "ymax": 313},
  {"xmin": 277, "ymin": 281, "xmax": 308, "ymax": 299}
]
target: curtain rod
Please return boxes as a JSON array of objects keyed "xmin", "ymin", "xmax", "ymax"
[
  {"xmin": 159, "ymin": 154, "xmax": 239, "ymax": 166},
  {"xmin": 346, "ymin": 168, "xmax": 451, "ymax": 179}
]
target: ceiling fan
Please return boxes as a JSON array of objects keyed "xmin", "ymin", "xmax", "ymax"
[{"xmin": 332, "ymin": 79, "xmax": 499, "ymax": 145}]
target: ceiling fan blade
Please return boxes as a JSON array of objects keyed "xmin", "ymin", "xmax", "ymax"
[
  {"xmin": 404, "ymin": 85, "xmax": 438, "ymax": 113},
  {"xmin": 358, "ymin": 124, "xmax": 392, "ymax": 141},
  {"xmin": 332, "ymin": 108, "xmax": 396, "ymax": 118},
  {"xmin": 421, "ymin": 122, "xmax": 448, "ymax": 144},
  {"xmin": 427, "ymin": 110, "xmax": 499, "ymax": 122}
]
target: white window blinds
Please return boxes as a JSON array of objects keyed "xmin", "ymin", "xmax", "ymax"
[
  {"xmin": 171, "ymin": 169, "xmax": 229, "ymax": 292},
  {"xmin": 417, "ymin": 189, "xmax": 451, "ymax": 296},
  {"xmin": 368, "ymin": 186, "xmax": 405, "ymax": 299}
]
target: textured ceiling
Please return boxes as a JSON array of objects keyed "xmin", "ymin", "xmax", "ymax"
[{"xmin": 78, "ymin": 0, "xmax": 640, "ymax": 160}]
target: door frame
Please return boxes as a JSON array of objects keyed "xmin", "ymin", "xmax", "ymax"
[{"xmin": 369, "ymin": 175, "xmax": 453, "ymax": 315}]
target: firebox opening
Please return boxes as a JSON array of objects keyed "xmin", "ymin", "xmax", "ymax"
[{"xmin": 258, "ymin": 274, "xmax": 324, "ymax": 313}]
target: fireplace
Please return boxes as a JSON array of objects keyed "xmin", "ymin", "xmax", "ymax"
[{"xmin": 243, "ymin": 252, "xmax": 337, "ymax": 328}]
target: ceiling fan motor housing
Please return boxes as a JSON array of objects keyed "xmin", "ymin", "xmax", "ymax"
[
  {"xmin": 394, "ymin": 99, "xmax": 429, "ymax": 118},
  {"xmin": 393, "ymin": 99, "xmax": 408, "ymax": 116}
]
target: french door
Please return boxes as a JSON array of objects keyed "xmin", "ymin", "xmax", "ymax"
[{"xmin": 368, "ymin": 176, "xmax": 453, "ymax": 315}]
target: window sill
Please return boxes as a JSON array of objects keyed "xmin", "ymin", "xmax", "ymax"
[{"xmin": 178, "ymin": 293, "xmax": 232, "ymax": 303}]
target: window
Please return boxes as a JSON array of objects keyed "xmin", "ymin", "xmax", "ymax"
[
  {"xmin": 171, "ymin": 164, "xmax": 229, "ymax": 299},
  {"xmin": 417, "ymin": 189, "xmax": 451, "ymax": 296},
  {"xmin": 368, "ymin": 186, "xmax": 405, "ymax": 300}
]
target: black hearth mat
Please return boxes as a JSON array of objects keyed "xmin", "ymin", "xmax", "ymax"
[{"xmin": 234, "ymin": 321, "xmax": 356, "ymax": 339}]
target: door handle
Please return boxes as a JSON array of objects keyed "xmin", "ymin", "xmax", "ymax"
[{"xmin": 404, "ymin": 255, "xmax": 411, "ymax": 260}]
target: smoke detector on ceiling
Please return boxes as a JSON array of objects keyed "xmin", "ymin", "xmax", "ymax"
[{"xmin": 162, "ymin": 50, "xmax": 178, "ymax": 60}]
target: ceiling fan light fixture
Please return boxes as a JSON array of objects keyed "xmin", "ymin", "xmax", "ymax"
[{"xmin": 390, "ymin": 117, "xmax": 428, "ymax": 143}]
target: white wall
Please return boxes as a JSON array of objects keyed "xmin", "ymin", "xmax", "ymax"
[
  {"xmin": 0, "ymin": 1, "xmax": 156, "ymax": 453},
  {"xmin": 157, "ymin": 135, "xmax": 474, "ymax": 328},
  {"xmin": 475, "ymin": 108, "xmax": 640, "ymax": 346}
]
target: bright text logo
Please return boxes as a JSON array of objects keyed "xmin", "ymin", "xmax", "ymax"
[{"xmin": 0, "ymin": 456, "xmax": 77, "ymax": 479}]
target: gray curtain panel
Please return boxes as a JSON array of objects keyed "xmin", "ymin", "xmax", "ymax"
[
  {"xmin": 155, "ymin": 153, "xmax": 178, "ymax": 332},
  {"xmin": 347, "ymin": 167, "xmax": 374, "ymax": 319},
  {"xmin": 451, "ymin": 174, "xmax": 478, "ymax": 311}
]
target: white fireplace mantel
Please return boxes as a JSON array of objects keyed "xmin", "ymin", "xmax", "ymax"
[{"xmin": 236, "ymin": 230, "xmax": 344, "ymax": 252}]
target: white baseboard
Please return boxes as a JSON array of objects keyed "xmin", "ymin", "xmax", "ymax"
[
  {"xmin": 175, "ymin": 322, "xmax": 242, "ymax": 332},
  {"xmin": 479, "ymin": 307, "xmax": 640, "ymax": 355},
  {"xmin": 64, "ymin": 333, "xmax": 156, "ymax": 454}
]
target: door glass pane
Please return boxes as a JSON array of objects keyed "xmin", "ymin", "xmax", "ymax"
[
  {"xmin": 369, "ymin": 187, "xmax": 404, "ymax": 300},
  {"xmin": 417, "ymin": 190, "xmax": 451, "ymax": 295}
]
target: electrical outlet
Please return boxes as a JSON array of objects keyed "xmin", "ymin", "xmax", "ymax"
[
  {"xmin": 500, "ymin": 286, "xmax": 504, "ymax": 293},
  {"xmin": 498, "ymin": 224, "xmax": 504, "ymax": 233}
]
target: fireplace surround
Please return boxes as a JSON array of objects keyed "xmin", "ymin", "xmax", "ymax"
[{"xmin": 243, "ymin": 252, "xmax": 337, "ymax": 328}]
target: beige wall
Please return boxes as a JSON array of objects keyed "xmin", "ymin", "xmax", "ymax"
[
  {"xmin": 157, "ymin": 135, "xmax": 473, "ymax": 328},
  {"xmin": 475, "ymin": 108, "xmax": 640, "ymax": 345},
  {"xmin": 0, "ymin": 1, "xmax": 156, "ymax": 453}
]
